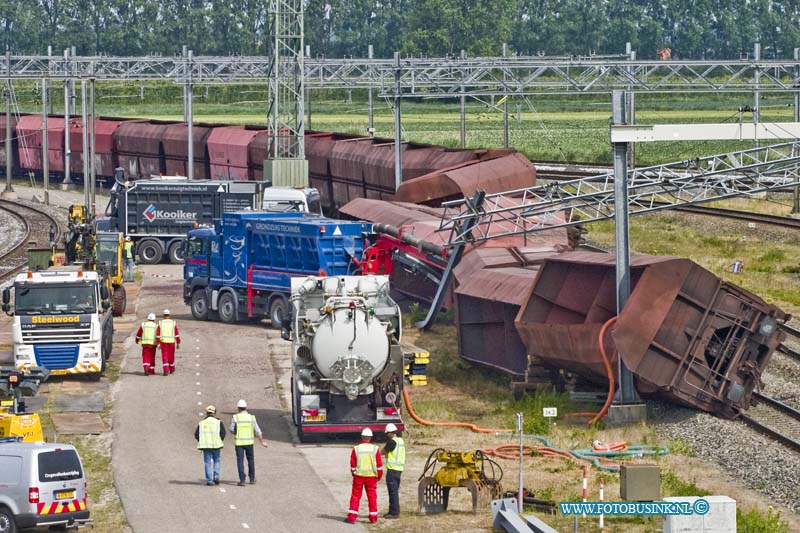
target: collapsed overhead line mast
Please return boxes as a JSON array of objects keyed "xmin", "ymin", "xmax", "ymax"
[{"xmin": 439, "ymin": 141, "xmax": 800, "ymax": 246}]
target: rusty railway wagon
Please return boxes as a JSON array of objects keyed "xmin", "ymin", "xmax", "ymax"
[{"xmin": 514, "ymin": 252, "xmax": 788, "ymax": 419}]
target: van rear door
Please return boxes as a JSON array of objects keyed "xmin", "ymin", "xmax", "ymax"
[{"xmin": 35, "ymin": 449, "xmax": 86, "ymax": 514}]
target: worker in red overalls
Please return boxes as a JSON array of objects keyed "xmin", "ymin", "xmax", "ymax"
[
  {"xmin": 135, "ymin": 313, "xmax": 159, "ymax": 376},
  {"xmin": 158, "ymin": 309, "xmax": 180, "ymax": 375},
  {"xmin": 346, "ymin": 428, "xmax": 383, "ymax": 524}
]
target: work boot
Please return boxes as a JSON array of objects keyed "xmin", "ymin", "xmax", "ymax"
[
  {"xmin": 249, "ymin": 479, "xmax": 256, "ymax": 485},
  {"xmin": 214, "ymin": 479, "xmax": 220, "ymax": 485},
  {"xmin": 237, "ymin": 481, "xmax": 245, "ymax": 487},
  {"xmin": 143, "ymin": 371, "xmax": 149, "ymax": 377},
  {"xmin": 383, "ymin": 513, "xmax": 398, "ymax": 519},
  {"xmin": 206, "ymin": 482, "xmax": 214, "ymax": 486}
]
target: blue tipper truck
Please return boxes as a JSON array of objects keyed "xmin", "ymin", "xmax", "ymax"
[{"xmin": 183, "ymin": 212, "xmax": 370, "ymax": 326}]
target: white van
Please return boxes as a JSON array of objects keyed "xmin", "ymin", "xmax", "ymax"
[{"xmin": 0, "ymin": 440, "xmax": 91, "ymax": 531}]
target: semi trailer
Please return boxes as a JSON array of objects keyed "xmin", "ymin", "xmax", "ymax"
[{"xmin": 98, "ymin": 168, "xmax": 323, "ymax": 265}]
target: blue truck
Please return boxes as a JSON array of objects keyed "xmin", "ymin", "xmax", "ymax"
[{"xmin": 183, "ymin": 212, "xmax": 370, "ymax": 326}]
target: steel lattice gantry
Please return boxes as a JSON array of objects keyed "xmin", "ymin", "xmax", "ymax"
[
  {"xmin": 5, "ymin": 54, "xmax": 800, "ymax": 97},
  {"xmin": 437, "ymin": 141, "xmax": 800, "ymax": 246}
]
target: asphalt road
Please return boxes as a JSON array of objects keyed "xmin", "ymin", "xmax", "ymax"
[{"xmin": 113, "ymin": 265, "xmax": 363, "ymax": 532}]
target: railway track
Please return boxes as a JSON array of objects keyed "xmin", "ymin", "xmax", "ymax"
[
  {"xmin": 741, "ymin": 392, "xmax": 800, "ymax": 454},
  {"xmin": 0, "ymin": 199, "xmax": 63, "ymax": 284},
  {"xmin": 778, "ymin": 324, "xmax": 800, "ymax": 364}
]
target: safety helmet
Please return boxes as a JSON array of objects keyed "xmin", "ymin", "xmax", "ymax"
[
  {"xmin": 361, "ymin": 428, "xmax": 373, "ymax": 438},
  {"xmin": 206, "ymin": 405, "xmax": 216, "ymax": 414},
  {"xmin": 163, "ymin": 309, "xmax": 171, "ymax": 316},
  {"xmin": 147, "ymin": 312, "xmax": 156, "ymax": 321},
  {"xmin": 384, "ymin": 423, "xmax": 398, "ymax": 434},
  {"xmin": 125, "ymin": 236, "xmax": 131, "ymax": 241},
  {"xmin": 237, "ymin": 399, "xmax": 247, "ymax": 409}
]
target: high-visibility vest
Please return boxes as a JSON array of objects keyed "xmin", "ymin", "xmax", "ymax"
[
  {"xmin": 123, "ymin": 241, "xmax": 134, "ymax": 259},
  {"xmin": 140, "ymin": 322, "xmax": 157, "ymax": 345},
  {"xmin": 353, "ymin": 443, "xmax": 378, "ymax": 477},
  {"xmin": 233, "ymin": 412, "xmax": 256, "ymax": 446},
  {"xmin": 197, "ymin": 417, "xmax": 223, "ymax": 449},
  {"xmin": 159, "ymin": 319, "xmax": 177, "ymax": 343},
  {"xmin": 386, "ymin": 437, "xmax": 405, "ymax": 471}
]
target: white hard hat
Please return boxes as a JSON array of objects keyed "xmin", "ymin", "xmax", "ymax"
[
  {"xmin": 125, "ymin": 236, "xmax": 131, "ymax": 241},
  {"xmin": 147, "ymin": 312, "xmax": 156, "ymax": 321},
  {"xmin": 361, "ymin": 428, "xmax": 373, "ymax": 438},
  {"xmin": 163, "ymin": 309, "xmax": 171, "ymax": 316},
  {"xmin": 385, "ymin": 423, "xmax": 398, "ymax": 433},
  {"xmin": 206, "ymin": 405, "xmax": 216, "ymax": 414},
  {"xmin": 237, "ymin": 399, "xmax": 247, "ymax": 409}
]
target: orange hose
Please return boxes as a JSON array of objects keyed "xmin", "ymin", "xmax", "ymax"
[
  {"xmin": 566, "ymin": 316, "xmax": 618, "ymax": 425},
  {"xmin": 402, "ymin": 388, "xmax": 510, "ymax": 434}
]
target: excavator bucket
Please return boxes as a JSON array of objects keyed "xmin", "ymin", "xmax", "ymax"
[{"xmin": 418, "ymin": 477, "xmax": 450, "ymax": 514}]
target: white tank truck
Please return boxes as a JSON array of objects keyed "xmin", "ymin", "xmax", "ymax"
[{"xmin": 283, "ymin": 275, "xmax": 405, "ymax": 441}]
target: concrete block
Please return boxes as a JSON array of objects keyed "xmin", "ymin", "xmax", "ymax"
[
  {"xmin": 662, "ymin": 496, "xmax": 736, "ymax": 533},
  {"xmin": 605, "ymin": 402, "xmax": 647, "ymax": 425},
  {"xmin": 621, "ymin": 463, "xmax": 660, "ymax": 501}
]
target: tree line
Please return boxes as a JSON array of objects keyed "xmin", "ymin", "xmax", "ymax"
[{"xmin": 2, "ymin": 0, "xmax": 799, "ymax": 60}]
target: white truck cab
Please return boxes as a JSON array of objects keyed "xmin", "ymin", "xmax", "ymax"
[
  {"xmin": 262, "ymin": 187, "xmax": 322, "ymax": 215},
  {"xmin": 2, "ymin": 268, "xmax": 113, "ymax": 380}
]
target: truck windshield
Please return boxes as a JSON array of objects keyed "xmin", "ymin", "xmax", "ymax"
[
  {"xmin": 187, "ymin": 236, "xmax": 206, "ymax": 256},
  {"xmin": 264, "ymin": 200, "xmax": 305, "ymax": 213},
  {"xmin": 14, "ymin": 284, "xmax": 97, "ymax": 315}
]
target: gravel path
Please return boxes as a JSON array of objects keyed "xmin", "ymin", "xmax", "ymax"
[{"xmin": 650, "ymin": 401, "xmax": 800, "ymax": 513}]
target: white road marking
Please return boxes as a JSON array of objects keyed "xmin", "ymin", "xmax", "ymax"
[
  {"xmin": 229, "ymin": 505, "xmax": 237, "ymax": 510},
  {"xmin": 196, "ymin": 372, "xmax": 200, "ymax": 376},
  {"xmin": 242, "ymin": 524, "xmax": 249, "ymax": 529},
  {"xmin": 197, "ymin": 401, "xmax": 202, "ymax": 406},
  {"xmin": 196, "ymin": 382, "xmax": 201, "ymax": 386},
  {"xmin": 196, "ymin": 363, "xmax": 200, "ymax": 367},
  {"xmin": 219, "ymin": 488, "xmax": 226, "ymax": 493},
  {"xmin": 196, "ymin": 391, "xmax": 202, "ymax": 395}
]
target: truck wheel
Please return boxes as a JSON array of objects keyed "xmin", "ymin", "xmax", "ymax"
[
  {"xmin": 112, "ymin": 285, "xmax": 127, "ymax": 317},
  {"xmin": 191, "ymin": 290, "xmax": 210, "ymax": 321},
  {"xmin": 0, "ymin": 505, "xmax": 16, "ymax": 533},
  {"xmin": 218, "ymin": 292, "xmax": 238, "ymax": 324},
  {"xmin": 137, "ymin": 240, "xmax": 163, "ymax": 264},
  {"xmin": 168, "ymin": 241, "xmax": 185, "ymax": 264},
  {"xmin": 269, "ymin": 297, "xmax": 288, "ymax": 329}
]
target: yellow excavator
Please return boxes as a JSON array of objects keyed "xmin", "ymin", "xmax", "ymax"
[
  {"xmin": 0, "ymin": 367, "xmax": 48, "ymax": 442},
  {"xmin": 63, "ymin": 204, "xmax": 127, "ymax": 316}
]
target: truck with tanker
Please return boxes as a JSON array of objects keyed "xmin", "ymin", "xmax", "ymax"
[
  {"xmin": 182, "ymin": 212, "xmax": 369, "ymax": 326},
  {"xmin": 98, "ymin": 170, "xmax": 322, "ymax": 265},
  {"xmin": 2, "ymin": 267, "xmax": 114, "ymax": 380},
  {"xmin": 283, "ymin": 275, "xmax": 405, "ymax": 441}
]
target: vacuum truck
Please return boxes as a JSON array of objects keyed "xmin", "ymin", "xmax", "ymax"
[{"xmin": 283, "ymin": 275, "xmax": 405, "ymax": 441}]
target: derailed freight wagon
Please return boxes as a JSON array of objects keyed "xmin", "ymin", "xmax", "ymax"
[{"xmin": 514, "ymin": 252, "xmax": 788, "ymax": 419}]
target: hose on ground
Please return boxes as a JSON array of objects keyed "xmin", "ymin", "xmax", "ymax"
[{"xmin": 402, "ymin": 387, "xmax": 510, "ymax": 434}]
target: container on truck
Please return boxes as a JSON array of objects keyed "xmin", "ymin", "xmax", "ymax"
[
  {"xmin": 283, "ymin": 275, "xmax": 405, "ymax": 441},
  {"xmin": 183, "ymin": 212, "xmax": 369, "ymax": 327},
  {"xmin": 2, "ymin": 267, "xmax": 113, "ymax": 381},
  {"xmin": 99, "ymin": 173, "xmax": 260, "ymax": 264}
]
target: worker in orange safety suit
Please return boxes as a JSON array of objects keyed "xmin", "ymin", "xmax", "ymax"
[
  {"xmin": 135, "ymin": 313, "xmax": 159, "ymax": 376},
  {"xmin": 158, "ymin": 309, "xmax": 180, "ymax": 375},
  {"xmin": 346, "ymin": 428, "xmax": 383, "ymax": 524}
]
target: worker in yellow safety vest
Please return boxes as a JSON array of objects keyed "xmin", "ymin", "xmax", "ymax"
[
  {"xmin": 195, "ymin": 405, "xmax": 226, "ymax": 486},
  {"xmin": 230, "ymin": 399, "xmax": 268, "ymax": 487},
  {"xmin": 381, "ymin": 423, "xmax": 405, "ymax": 518},
  {"xmin": 346, "ymin": 428, "xmax": 383, "ymax": 524},
  {"xmin": 123, "ymin": 237, "xmax": 135, "ymax": 282},
  {"xmin": 135, "ymin": 313, "xmax": 159, "ymax": 376},
  {"xmin": 158, "ymin": 309, "xmax": 181, "ymax": 376}
]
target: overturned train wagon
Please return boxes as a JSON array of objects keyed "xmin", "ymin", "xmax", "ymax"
[{"xmin": 514, "ymin": 252, "xmax": 788, "ymax": 419}]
